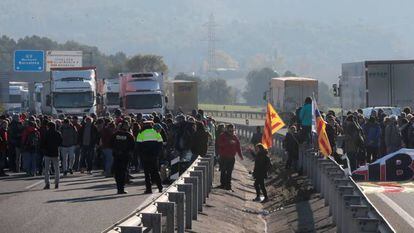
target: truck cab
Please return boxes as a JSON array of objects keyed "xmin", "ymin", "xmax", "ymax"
[
  {"xmin": 34, "ymin": 83, "xmax": 43, "ymax": 114},
  {"xmin": 119, "ymin": 72, "xmax": 165, "ymax": 114},
  {"xmin": 103, "ymin": 78, "xmax": 120, "ymax": 114},
  {"xmin": 45, "ymin": 67, "xmax": 98, "ymax": 116}
]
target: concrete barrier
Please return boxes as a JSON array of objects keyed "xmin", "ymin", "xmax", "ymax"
[{"xmin": 103, "ymin": 145, "xmax": 216, "ymax": 233}]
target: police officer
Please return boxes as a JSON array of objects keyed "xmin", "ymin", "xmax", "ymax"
[
  {"xmin": 110, "ymin": 120, "xmax": 135, "ymax": 194},
  {"xmin": 136, "ymin": 121, "xmax": 163, "ymax": 194}
]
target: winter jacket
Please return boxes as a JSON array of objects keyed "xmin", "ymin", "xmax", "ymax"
[
  {"xmin": 191, "ymin": 129, "xmax": 209, "ymax": 157},
  {"xmin": 136, "ymin": 128, "xmax": 163, "ymax": 160},
  {"xmin": 250, "ymin": 132, "xmax": 262, "ymax": 146},
  {"xmin": 78, "ymin": 123, "xmax": 99, "ymax": 147},
  {"xmin": 217, "ymin": 132, "xmax": 243, "ymax": 160},
  {"xmin": 385, "ymin": 123, "xmax": 402, "ymax": 153},
  {"xmin": 42, "ymin": 128, "xmax": 62, "ymax": 157},
  {"xmin": 344, "ymin": 121, "xmax": 363, "ymax": 153},
  {"xmin": 363, "ymin": 122, "xmax": 381, "ymax": 148},
  {"xmin": 21, "ymin": 126, "xmax": 40, "ymax": 153},
  {"xmin": 299, "ymin": 103, "xmax": 312, "ymax": 126},
  {"xmin": 60, "ymin": 124, "xmax": 78, "ymax": 147},
  {"xmin": 252, "ymin": 150, "xmax": 271, "ymax": 179},
  {"xmin": 110, "ymin": 130, "xmax": 135, "ymax": 158},
  {"xmin": 100, "ymin": 126, "xmax": 116, "ymax": 149},
  {"xmin": 8, "ymin": 121, "xmax": 23, "ymax": 147},
  {"xmin": 284, "ymin": 132, "xmax": 299, "ymax": 159}
]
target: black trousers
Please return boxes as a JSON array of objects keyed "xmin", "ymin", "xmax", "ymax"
[
  {"xmin": 254, "ymin": 177, "xmax": 267, "ymax": 198},
  {"xmin": 113, "ymin": 157, "xmax": 129, "ymax": 191},
  {"xmin": 220, "ymin": 157, "xmax": 235, "ymax": 189},
  {"xmin": 141, "ymin": 158, "xmax": 162, "ymax": 191}
]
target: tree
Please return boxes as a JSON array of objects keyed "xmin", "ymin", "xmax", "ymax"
[
  {"xmin": 243, "ymin": 67, "xmax": 279, "ymax": 106},
  {"xmin": 126, "ymin": 54, "xmax": 168, "ymax": 74},
  {"xmin": 283, "ymin": 70, "xmax": 297, "ymax": 77},
  {"xmin": 205, "ymin": 79, "xmax": 236, "ymax": 104}
]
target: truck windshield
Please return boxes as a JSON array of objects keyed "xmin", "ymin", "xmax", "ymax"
[
  {"xmin": 9, "ymin": 95, "xmax": 21, "ymax": 103},
  {"xmin": 106, "ymin": 93, "xmax": 119, "ymax": 105},
  {"xmin": 126, "ymin": 94, "xmax": 162, "ymax": 109},
  {"xmin": 54, "ymin": 92, "xmax": 93, "ymax": 108}
]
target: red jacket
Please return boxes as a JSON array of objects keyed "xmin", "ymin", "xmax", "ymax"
[
  {"xmin": 0, "ymin": 129, "xmax": 7, "ymax": 153},
  {"xmin": 217, "ymin": 132, "xmax": 243, "ymax": 160},
  {"xmin": 21, "ymin": 126, "xmax": 38, "ymax": 145}
]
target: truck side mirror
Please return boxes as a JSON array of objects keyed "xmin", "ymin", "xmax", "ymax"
[
  {"xmin": 165, "ymin": 96, "xmax": 168, "ymax": 103},
  {"xmin": 332, "ymin": 84, "xmax": 340, "ymax": 97},
  {"xmin": 46, "ymin": 95, "xmax": 51, "ymax": 106},
  {"xmin": 263, "ymin": 91, "xmax": 267, "ymax": 101}
]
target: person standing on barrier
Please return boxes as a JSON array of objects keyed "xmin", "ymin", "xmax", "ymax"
[
  {"xmin": 136, "ymin": 121, "xmax": 163, "ymax": 194},
  {"xmin": 110, "ymin": 120, "xmax": 135, "ymax": 194},
  {"xmin": 283, "ymin": 125, "xmax": 299, "ymax": 171},
  {"xmin": 217, "ymin": 124, "xmax": 244, "ymax": 191},
  {"xmin": 249, "ymin": 143, "xmax": 270, "ymax": 203},
  {"xmin": 299, "ymin": 97, "xmax": 313, "ymax": 144}
]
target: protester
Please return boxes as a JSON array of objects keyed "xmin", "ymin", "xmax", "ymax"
[
  {"xmin": 191, "ymin": 121, "xmax": 210, "ymax": 157},
  {"xmin": 60, "ymin": 119, "xmax": 78, "ymax": 176},
  {"xmin": 344, "ymin": 115, "xmax": 364, "ymax": 171},
  {"xmin": 217, "ymin": 124, "xmax": 244, "ymax": 190},
  {"xmin": 250, "ymin": 143, "xmax": 270, "ymax": 203},
  {"xmin": 385, "ymin": 115, "xmax": 402, "ymax": 154},
  {"xmin": 250, "ymin": 126, "xmax": 262, "ymax": 146},
  {"xmin": 299, "ymin": 97, "xmax": 312, "ymax": 143},
  {"xmin": 21, "ymin": 121, "xmax": 40, "ymax": 176},
  {"xmin": 78, "ymin": 117, "xmax": 99, "ymax": 174},
  {"xmin": 283, "ymin": 125, "xmax": 300, "ymax": 171},
  {"xmin": 363, "ymin": 116, "xmax": 381, "ymax": 162},
  {"xmin": 0, "ymin": 120, "xmax": 8, "ymax": 176},
  {"xmin": 42, "ymin": 121, "xmax": 62, "ymax": 189},
  {"xmin": 101, "ymin": 121, "xmax": 116, "ymax": 177},
  {"xmin": 8, "ymin": 114, "xmax": 23, "ymax": 172}
]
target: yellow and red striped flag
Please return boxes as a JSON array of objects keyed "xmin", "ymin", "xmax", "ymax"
[
  {"xmin": 312, "ymin": 99, "xmax": 332, "ymax": 157},
  {"xmin": 262, "ymin": 103, "xmax": 285, "ymax": 149}
]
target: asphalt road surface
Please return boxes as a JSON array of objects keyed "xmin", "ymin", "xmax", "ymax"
[
  {"xmin": 362, "ymin": 183, "xmax": 414, "ymax": 233},
  {"xmin": 0, "ymin": 171, "xmax": 155, "ymax": 233}
]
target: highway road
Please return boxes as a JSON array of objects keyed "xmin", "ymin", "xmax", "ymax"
[
  {"xmin": 360, "ymin": 182, "xmax": 414, "ymax": 232},
  {"xmin": 0, "ymin": 171, "xmax": 155, "ymax": 233}
]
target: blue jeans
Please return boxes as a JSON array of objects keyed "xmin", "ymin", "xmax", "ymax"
[
  {"xmin": 102, "ymin": 148, "xmax": 113, "ymax": 176},
  {"xmin": 22, "ymin": 151, "xmax": 37, "ymax": 175}
]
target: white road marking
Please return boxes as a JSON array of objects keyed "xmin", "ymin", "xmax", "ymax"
[
  {"xmin": 376, "ymin": 192, "xmax": 414, "ymax": 229},
  {"xmin": 25, "ymin": 180, "xmax": 44, "ymax": 190}
]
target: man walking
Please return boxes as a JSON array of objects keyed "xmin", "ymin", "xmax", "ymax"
[
  {"xmin": 217, "ymin": 124, "xmax": 244, "ymax": 190},
  {"xmin": 110, "ymin": 120, "xmax": 135, "ymax": 194},
  {"xmin": 78, "ymin": 117, "xmax": 98, "ymax": 174},
  {"xmin": 43, "ymin": 122, "xmax": 62, "ymax": 189},
  {"xmin": 60, "ymin": 119, "xmax": 78, "ymax": 176}
]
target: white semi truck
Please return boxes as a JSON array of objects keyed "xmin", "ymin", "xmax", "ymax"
[
  {"xmin": 42, "ymin": 67, "xmax": 99, "ymax": 116},
  {"xmin": 119, "ymin": 72, "xmax": 166, "ymax": 114},
  {"xmin": 334, "ymin": 60, "xmax": 414, "ymax": 111},
  {"xmin": 98, "ymin": 78, "xmax": 120, "ymax": 114},
  {"xmin": 34, "ymin": 83, "xmax": 43, "ymax": 114},
  {"xmin": 6, "ymin": 85, "xmax": 28, "ymax": 113}
]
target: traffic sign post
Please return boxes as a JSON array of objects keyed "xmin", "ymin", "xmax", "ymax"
[{"xmin": 14, "ymin": 50, "xmax": 44, "ymax": 72}]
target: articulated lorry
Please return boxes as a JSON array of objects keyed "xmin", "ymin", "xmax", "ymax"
[
  {"xmin": 97, "ymin": 78, "xmax": 120, "ymax": 115},
  {"xmin": 42, "ymin": 67, "xmax": 98, "ymax": 116},
  {"xmin": 165, "ymin": 80, "xmax": 198, "ymax": 114},
  {"xmin": 335, "ymin": 60, "xmax": 414, "ymax": 111},
  {"xmin": 119, "ymin": 72, "xmax": 165, "ymax": 114},
  {"xmin": 268, "ymin": 77, "xmax": 318, "ymax": 113},
  {"xmin": 6, "ymin": 85, "xmax": 29, "ymax": 113}
]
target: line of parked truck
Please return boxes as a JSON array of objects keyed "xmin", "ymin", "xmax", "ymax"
[{"xmin": 23, "ymin": 67, "xmax": 198, "ymax": 117}]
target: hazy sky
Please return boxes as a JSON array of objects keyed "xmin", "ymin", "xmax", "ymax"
[{"xmin": 1, "ymin": 0, "xmax": 414, "ymax": 82}]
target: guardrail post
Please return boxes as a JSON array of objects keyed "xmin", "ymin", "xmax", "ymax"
[
  {"xmin": 194, "ymin": 166, "xmax": 208, "ymax": 202},
  {"xmin": 156, "ymin": 202, "xmax": 175, "ymax": 233},
  {"xmin": 332, "ymin": 179, "xmax": 351, "ymax": 223},
  {"xmin": 337, "ymin": 186, "xmax": 355, "ymax": 232},
  {"xmin": 190, "ymin": 170, "xmax": 204, "ymax": 212},
  {"xmin": 168, "ymin": 192, "xmax": 185, "ymax": 233},
  {"xmin": 184, "ymin": 177, "xmax": 199, "ymax": 219},
  {"xmin": 356, "ymin": 218, "xmax": 379, "ymax": 232},
  {"xmin": 141, "ymin": 213, "xmax": 162, "ymax": 233},
  {"xmin": 319, "ymin": 162, "xmax": 335, "ymax": 197},
  {"xmin": 119, "ymin": 226, "xmax": 143, "ymax": 233},
  {"xmin": 347, "ymin": 205, "xmax": 370, "ymax": 233},
  {"xmin": 342, "ymin": 195, "xmax": 362, "ymax": 233},
  {"xmin": 200, "ymin": 157, "xmax": 214, "ymax": 192},
  {"xmin": 199, "ymin": 161, "xmax": 211, "ymax": 195},
  {"xmin": 178, "ymin": 184, "xmax": 193, "ymax": 229},
  {"xmin": 325, "ymin": 168, "xmax": 344, "ymax": 207}
]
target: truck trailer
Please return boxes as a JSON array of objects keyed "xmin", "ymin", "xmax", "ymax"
[
  {"xmin": 119, "ymin": 72, "xmax": 165, "ymax": 114},
  {"xmin": 42, "ymin": 67, "xmax": 98, "ymax": 116},
  {"xmin": 165, "ymin": 80, "xmax": 198, "ymax": 114},
  {"xmin": 268, "ymin": 77, "xmax": 318, "ymax": 113},
  {"xmin": 336, "ymin": 60, "xmax": 414, "ymax": 111}
]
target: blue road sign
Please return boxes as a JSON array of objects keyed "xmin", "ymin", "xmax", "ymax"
[{"xmin": 14, "ymin": 50, "xmax": 44, "ymax": 72}]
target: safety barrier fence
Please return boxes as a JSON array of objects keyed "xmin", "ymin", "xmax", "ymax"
[
  {"xmin": 205, "ymin": 110, "xmax": 266, "ymax": 120},
  {"xmin": 103, "ymin": 145, "xmax": 215, "ymax": 233},
  {"xmin": 230, "ymin": 123, "xmax": 395, "ymax": 233}
]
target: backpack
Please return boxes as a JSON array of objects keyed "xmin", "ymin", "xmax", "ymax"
[{"xmin": 25, "ymin": 131, "xmax": 40, "ymax": 151}]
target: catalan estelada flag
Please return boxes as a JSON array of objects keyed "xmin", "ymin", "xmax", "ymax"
[
  {"xmin": 262, "ymin": 103, "xmax": 285, "ymax": 149},
  {"xmin": 312, "ymin": 99, "xmax": 332, "ymax": 157}
]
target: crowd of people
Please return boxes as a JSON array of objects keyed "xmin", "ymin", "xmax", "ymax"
[
  {"xmin": 283, "ymin": 97, "xmax": 413, "ymax": 172},
  {"xmin": 0, "ymin": 109, "xmax": 214, "ymax": 194}
]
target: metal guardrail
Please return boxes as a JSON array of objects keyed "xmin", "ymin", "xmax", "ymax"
[
  {"xmin": 231, "ymin": 123, "xmax": 395, "ymax": 233},
  {"xmin": 103, "ymin": 145, "xmax": 215, "ymax": 233},
  {"xmin": 205, "ymin": 110, "xmax": 266, "ymax": 120}
]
